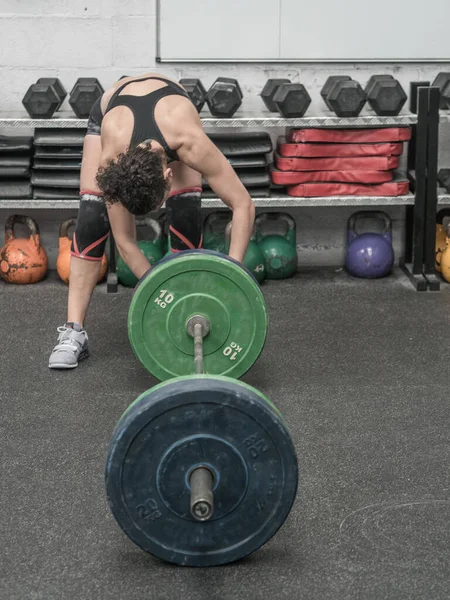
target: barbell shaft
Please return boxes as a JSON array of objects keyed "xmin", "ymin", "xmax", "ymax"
[
  {"xmin": 193, "ymin": 322, "xmax": 204, "ymax": 374},
  {"xmin": 190, "ymin": 466, "xmax": 214, "ymax": 521}
]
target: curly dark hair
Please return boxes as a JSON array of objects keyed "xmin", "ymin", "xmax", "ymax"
[{"xmin": 96, "ymin": 145, "xmax": 170, "ymax": 215}]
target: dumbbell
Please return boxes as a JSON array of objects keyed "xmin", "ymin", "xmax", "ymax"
[
  {"xmin": 321, "ymin": 76, "xmax": 367, "ymax": 117},
  {"xmin": 69, "ymin": 77, "xmax": 104, "ymax": 118},
  {"xmin": 22, "ymin": 77, "xmax": 67, "ymax": 118},
  {"xmin": 106, "ymin": 250, "xmax": 298, "ymax": 567},
  {"xmin": 364, "ymin": 75, "xmax": 407, "ymax": 116},
  {"xmin": 179, "ymin": 78, "xmax": 207, "ymax": 112},
  {"xmin": 205, "ymin": 77, "xmax": 242, "ymax": 117},
  {"xmin": 432, "ymin": 73, "xmax": 450, "ymax": 109},
  {"xmin": 260, "ymin": 78, "xmax": 311, "ymax": 118}
]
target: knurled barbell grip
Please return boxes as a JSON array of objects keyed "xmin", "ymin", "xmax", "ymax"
[
  {"xmin": 193, "ymin": 322, "xmax": 204, "ymax": 374},
  {"xmin": 186, "ymin": 315, "xmax": 210, "ymax": 375}
]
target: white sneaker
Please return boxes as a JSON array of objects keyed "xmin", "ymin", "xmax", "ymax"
[{"xmin": 49, "ymin": 324, "xmax": 89, "ymax": 369}]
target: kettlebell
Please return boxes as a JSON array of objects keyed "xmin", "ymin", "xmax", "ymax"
[
  {"xmin": 0, "ymin": 215, "xmax": 48, "ymax": 284},
  {"xmin": 435, "ymin": 210, "xmax": 450, "ymax": 272},
  {"xmin": 440, "ymin": 224, "xmax": 450, "ymax": 282},
  {"xmin": 255, "ymin": 213, "xmax": 298, "ymax": 280},
  {"xmin": 117, "ymin": 218, "xmax": 164, "ymax": 287},
  {"xmin": 345, "ymin": 211, "xmax": 394, "ymax": 279},
  {"xmin": 56, "ymin": 219, "xmax": 108, "ymax": 284},
  {"xmin": 203, "ymin": 212, "xmax": 229, "ymax": 254},
  {"xmin": 224, "ymin": 221, "xmax": 266, "ymax": 283}
]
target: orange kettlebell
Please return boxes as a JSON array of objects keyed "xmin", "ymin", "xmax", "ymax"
[
  {"xmin": 56, "ymin": 219, "xmax": 108, "ymax": 284},
  {"xmin": 435, "ymin": 210, "xmax": 450, "ymax": 272},
  {"xmin": 440, "ymin": 224, "xmax": 450, "ymax": 283},
  {"xmin": 0, "ymin": 215, "xmax": 48, "ymax": 284}
]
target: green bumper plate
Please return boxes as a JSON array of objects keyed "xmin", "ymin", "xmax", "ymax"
[{"xmin": 128, "ymin": 250, "xmax": 268, "ymax": 380}]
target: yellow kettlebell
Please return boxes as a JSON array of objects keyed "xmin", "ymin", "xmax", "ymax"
[
  {"xmin": 435, "ymin": 210, "xmax": 450, "ymax": 272},
  {"xmin": 440, "ymin": 225, "xmax": 450, "ymax": 282}
]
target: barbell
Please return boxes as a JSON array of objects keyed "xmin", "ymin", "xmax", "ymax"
[{"xmin": 105, "ymin": 250, "xmax": 298, "ymax": 567}]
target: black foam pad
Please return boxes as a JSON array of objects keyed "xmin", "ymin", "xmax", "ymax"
[
  {"xmin": 34, "ymin": 129, "xmax": 86, "ymax": 146},
  {"xmin": 33, "ymin": 158, "xmax": 82, "ymax": 170},
  {"xmin": 0, "ymin": 166, "xmax": 30, "ymax": 178},
  {"xmin": 33, "ymin": 187, "xmax": 80, "ymax": 199},
  {"xmin": 34, "ymin": 146, "xmax": 83, "ymax": 159},
  {"xmin": 0, "ymin": 181, "xmax": 32, "ymax": 198},
  {"xmin": 208, "ymin": 132, "xmax": 272, "ymax": 156},
  {"xmin": 31, "ymin": 170, "xmax": 80, "ymax": 188},
  {"xmin": 0, "ymin": 135, "xmax": 33, "ymax": 154}
]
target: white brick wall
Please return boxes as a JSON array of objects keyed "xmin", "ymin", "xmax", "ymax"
[{"xmin": 0, "ymin": 0, "xmax": 444, "ymax": 114}]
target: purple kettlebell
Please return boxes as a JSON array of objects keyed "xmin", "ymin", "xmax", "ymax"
[{"xmin": 345, "ymin": 211, "xmax": 395, "ymax": 279}]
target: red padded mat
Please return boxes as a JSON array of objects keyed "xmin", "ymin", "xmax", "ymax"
[
  {"xmin": 288, "ymin": 128, "xmax": 412, "ymax": 144},
  {"xmin": 270, "ymin": 167, "xmax": 394, "ymax": 185},
  {"xmin": 286, "ymin": 180, "xmax": 410, "ymax": 197},
  {"xmin": 277, "ymin": 138, "xmax": 403, "ymax": 158},
  {"xmin": 275, "ymin": 154, "xmax": 400, "ymax": 172}
]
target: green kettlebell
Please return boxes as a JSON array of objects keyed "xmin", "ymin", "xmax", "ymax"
[
  {"xmin": 202, "ymin": 212, "xmax": 229, "ymax": 254},
  {"xmin": 255, "ymin": 213, "xmax": 298, "ymax": 280},
  {"xmin": 117, "ymin": 218, "xmax": 164, "ymax": 287},
  {"xmin": 224, "ymin": 222, "xmax": 266, "ymax": 284}
]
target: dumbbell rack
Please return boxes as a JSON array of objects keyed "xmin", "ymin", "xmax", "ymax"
[{"xmin": 0, "ymin": 99, "xmax": 435, "ymax": 291}]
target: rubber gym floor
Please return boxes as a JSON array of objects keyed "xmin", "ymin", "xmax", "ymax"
[{"xmin": 1, "ymin": 269, "xmax": 449, "ymax": 600}]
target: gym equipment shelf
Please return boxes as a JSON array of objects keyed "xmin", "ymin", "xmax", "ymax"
[
  {"xmin": 437, "ymin": 192, "xmax": 450, "ymax": 205},
  {"xmin": 0, "ymin": 91, "xmax": 429, "ymax": 293},
  {"xmin": 0, "ymin": 194, "xmax": 415, "ymax": 210},
  {"xmin": 438, "ymin": 112, "xmax": 450, "ymax": 123},
  {"xmin": 0, "ymin": 111, "xmax": 417, "ymax": 129}
]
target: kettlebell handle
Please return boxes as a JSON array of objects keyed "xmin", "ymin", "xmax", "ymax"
[
  {"xmin": 255, "ymin": 212, "xmax": 296, "ymax": 243},
  {"xmin": 59, "ymin": 219, "xmax": 76, "ymax": 239},
  {"xmin": 203, "ymin": 211, "xmax": 231, "ymax": 235},
  {"xmin": 437, "ymin": 209, "xmax": 450, "ymax": 225},
  {"xmin": 5, "ymin": 214, "xmax": 41, "ymax": 247},
  {"xmin": 348, "ymin": 211, "xmax": 392, "ymax": 242},
  {"xmin": 136, "ymin": 217, "xmax": 163, "ymax": 241},
  {"xmin": 255, "ymin": 212, "xmax": 296, "ymax": 229}
]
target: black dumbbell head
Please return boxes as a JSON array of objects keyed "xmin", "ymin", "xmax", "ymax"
[
  {"xmin": 321, "ymin": 76, "xmax": 351, "ymax": 110},
  {"xmin": 364, "ymin": 74, "xmax": 394, "ymax": 95},
  {"xmin": 36, "ymin": 77, "xmax": 67, "ymax": 109},
  {"xmin": 367, "ymin": 79, "xmax": 407, "ymax": 116},
  {"xmin": 328, "ymin": 80, "xmax": 367, "ymax": 118},
  {"xmin": 179, "ymin": 78, "xmax": 207, "ymax": 112},
  {"xmin": 70, "ymin": 77, "xmax": 104, "ymax": 95},
  {"xmin": 206, "ymin": 80, "xmax": 242, "ymax": 118},
  {"xmin": 22, "ymin": 83, "xmax": 61, "ymax": 118},
  {"xmin": 69, "ymin": 78, "xmax": 104, "ymax": 118},
  {"xmin": 432, "ymin": 73, "xmax": 450, "ymax": 109},
  {"xmin": 440, "ymin": 81, "xmax": 450, "ymax": 110},
  {"xmin": 261, "ymin": 79, "xmax": 291, "ymax": 112},
  {"xmin": 273, "ymin": 83, "xmax": 311, "ymax": 118},
  {"xmin": 215, "ymin": 77, "xmax": 243, "ymax": 100}
]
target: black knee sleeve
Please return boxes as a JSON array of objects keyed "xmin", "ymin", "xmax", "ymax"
[
  {"xmin": 165, "ymin": 188, "xmax": 203, "ymax": 251},
  {"xmin": 71, "ymin": 192, "xmax": 110, "ymax": 260}
]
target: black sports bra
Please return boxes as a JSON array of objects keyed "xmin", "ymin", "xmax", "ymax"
[{"xmin": 105, "ymin": 76, "xmax": 190, "ymax": 162}]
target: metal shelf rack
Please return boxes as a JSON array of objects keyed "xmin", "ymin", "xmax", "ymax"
[{"xmin": 0, "ymin": 104, "xmax": 427, "ymax": 291}]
